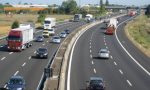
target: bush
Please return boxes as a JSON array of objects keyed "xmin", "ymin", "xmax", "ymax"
[
  {"xmin": 37, "ymin": 14, "xmax": 46, "ymax": 24},
  {"xmin": 11, "ymin": 20, "xmax": 19, "ymax": 29}
]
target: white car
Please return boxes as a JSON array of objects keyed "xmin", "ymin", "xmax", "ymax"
[
  {"xmin": 48, "ymin": 28, "xmax": 55, "ymax": 35},
  {"xmin": 98, "ymin": 49, "xmax": 110, "ymax": 59},
  {"xmin": 60, "ymin": 32, "xmax": 67, "ymax": 38},
  {"xmin": 52, "ymin": 36, "xmax": 61, "ymax": 43}
]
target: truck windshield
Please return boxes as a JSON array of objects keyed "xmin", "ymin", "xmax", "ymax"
[
  {"xmin": 8, "ymin": 36, "xmax": 22, "ymax": 41},
  {"xmin": 44, "ymin": 21, "xmax": 51, "ymax": 24}
]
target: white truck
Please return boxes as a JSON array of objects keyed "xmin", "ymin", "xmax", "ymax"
[
  {"xmin": 44, "ymin": 17, "xmax": 56, "ymax": 29},
  {"xmin": 7, "ymin": 26, "xmax": 34, "ymax": 51},
  {"xmin": 85, "ymin": 14, "xmax": 93, "ymax": 23},
  {"xmin": 19, "ymin": 22, "xmax": 35, "ymax": 34}
]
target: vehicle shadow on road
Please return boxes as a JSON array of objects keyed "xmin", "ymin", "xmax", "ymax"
[{"xmin": 93, "ymin": 56, "xmax": 109, "ymax": 60}]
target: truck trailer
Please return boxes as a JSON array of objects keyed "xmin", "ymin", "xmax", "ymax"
[
  {"xmin": 44, "ymin": 17, "xmax": 56, "ymax": 29},
  {"xmin": 74, "ymin": 14, "xmax": 82, "ymax": 22},
  {"xmin": 7, "ymin": 27, "xmax": 34, "ymax": 51},
  {"xmin": 105, "ymin": 18, "xmax": 118, "ymax": 35}
]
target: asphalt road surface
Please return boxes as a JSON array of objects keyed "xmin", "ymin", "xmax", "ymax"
[{"xmin": 68, "ymin": 15, "xmax": 150, "ymax": 90}]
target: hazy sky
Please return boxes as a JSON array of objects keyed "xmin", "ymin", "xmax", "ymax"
[{"xmin": 0, "ymin": 0, "xmax": 149, "ymax": 6}]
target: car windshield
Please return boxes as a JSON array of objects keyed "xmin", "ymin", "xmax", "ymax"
[
  {"xmin": 90, "ymin": 80, "xmax": 102, "ymax": 86},
  {"xmin": 53, "ymin": 37, "xmax": 60, "ymax": 39},
  {"xmin": 7, "ymin": 36, "xmax": 22, "ymax": 41},
  {"xmin": 100, "ymin": 49, "xmax": 108, "ymax": 53},
  {"xmin": 44, "ymin": 21, "xmax": 51, "ymax": 24},
  {"xmin": 61, "ymin": 32, "xmax": 65, "ymax": 34},
  {"xmin": 38, "ymin": 48, "xmax": 47, "ymax": 52},
  {"xmin": 9, "ymin": 78, "xmax": 23, "ymax": 85},
  {"xmin": 49, "ymin": 29, "xmax": 53, "ymax": 31},
  {"xmin": 37, "ymin": 36, "xmax": 43, "ymax": 38}
]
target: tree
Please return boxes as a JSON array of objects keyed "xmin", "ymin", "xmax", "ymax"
[
  {"xmin": 105, "ymin": 0, "xmax": 109, "ymax": 6},
  {"xmin": 99, "ymin": 0, "xmax": 105, "ymax": 14},
  {"xmin": 11, "ymin": 20, "xmax": 19, "ymax": 29},
  {"xmin": 37, "ymin": 14, "xmax": 46, "ymax": 24},
  {"xmin": 145, "ymin": 5, "xmax": 150, "ymax": 17}
]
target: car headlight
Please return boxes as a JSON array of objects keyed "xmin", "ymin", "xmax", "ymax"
[
  {"xmin": 17, "ymin": 88, "xmax": 22, "ymax": 90},
  {"xmin": 44, "ymin": 53, "xmax": 47, "ymax": 55}
]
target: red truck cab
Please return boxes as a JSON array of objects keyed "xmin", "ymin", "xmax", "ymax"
[{"xmin": 105, "ymin": 27, "xmax": 115, "ymax": 35}]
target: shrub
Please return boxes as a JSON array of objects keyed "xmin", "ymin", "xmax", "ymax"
[{"xmin": 11, "ymin": 20, "xmax": 19, "ymax": 29}]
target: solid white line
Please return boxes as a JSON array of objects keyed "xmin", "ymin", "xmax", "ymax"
[
  {"xmin": 14, "ymin": 71, "xmax": 19, "ymax": 76},
  {"xmin": 119, "ymin": 69, "xmax": 123, "ymax": 75},
  {"xmin": 127, "ymin": 80, "xmax": 132, "ymax": 86},
  {"xmin": 91, "ymin": 61, "xmax": 94, "ymax": 65},
  {"xmin": 116, "ymin": 17, "xmax": 150, "ymax": 76},
  {"xmin": 114, "ymin": 62, "xmax": 117, "ymax": 66},
  {"xmin": 28, "ymin": 56, "xmax": 31, "ymax": 60},
  {"xmin": 94, "ymin": 68, "xmax": 97, "ymax": 74},
  {"xmin": 22, "ymin": 62, "xmax": 26, "ymax": 67},
  {"xmin": 1, "ymin": 57, "xmax": 6, "ymax": 61},
  {"xmin": 9, "ymin": 52, "xmax": 13, "ymax": 55}
]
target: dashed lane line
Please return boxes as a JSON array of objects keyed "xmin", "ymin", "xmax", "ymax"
[
  {"xmin": 110, "ymin": 56, "xmax": 113, "ymax": 59},
  {"xmin": 119, "ymin": 69, "xmax": 124, "ymax": 75},
  {"xmin": 90, "ymin": 50, "xmax": 92, "ymax": 53},
  {"xmin": 1, "ymin": 57, "xmax": 6, "ymax": 61},
  {"xmin": 90, "ymin": 54, "xmax": 93, "ymax": 59},
  {"xmin": 94, "ymin": 68, "xmax": 97, "ymax": 74},
  {"xmin": 28, "ymin": 56, "xmax": 31, "ymax": 60},
  {"xmin": 22, "ymin": 62, "xmax": 26, "ymax": 67},
  {"xmin": 14, "ymin": 71, "xmax": 19, "ymax": 76},
  {"xmin": 114, "ymin": 62, "xmax": 117, "ymax": 66},
  {"xmin": 91, "ymin": 61, "xmax": 94, "ymax": 65},
  {"xmin": 127, "ymin": 80, "xmax": 132, "ymax": 87},
  {"xmin": 9, "ymin": 52, "xmax": 13, "ymax": 55}
]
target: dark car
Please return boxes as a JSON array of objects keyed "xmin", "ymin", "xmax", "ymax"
[
  {"xmin": 6, "ymin": 76, "xmax": 25, "ymax": 90},
  {"xmin": 36, "ymin": 48, "xmax": 48, "ymax": 59},
  {"xmin": 64, "ymin": 29, "xmax": 70, "ymax": 34},
  {"xmin": 35, "ymin": 36, "xmax": 44, "ymax": 42},
  {"xmin": 86, "ymin": 77, "xmax": 105, "ymax": 90}
]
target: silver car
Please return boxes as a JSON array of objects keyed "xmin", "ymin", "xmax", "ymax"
[
  {"xmin": 60, "ymin": 32, "xmax": 67, "ymax": 38},
  {"xmin": 52, "ymin": 36, "xmax": 61, "ymax": 43},
  {"xmin": 98, "ymin": 49, "xmax": 110, "ymax": 59}
]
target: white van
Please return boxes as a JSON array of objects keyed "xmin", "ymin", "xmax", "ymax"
[{"xmin": 44, "ymin": 17, "xmax": 56, "ymax": 29}]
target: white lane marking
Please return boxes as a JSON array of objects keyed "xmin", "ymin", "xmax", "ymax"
[
  {"xmin": 91, "ymin": 61, "xmax": 94, "ymax": 65},
  {"xmin": 104, "ymin": 40, "xmax": 106, "ymax": 43},
  {"xmin": 104, "ymin": 35, "xmax": 106, "ymax": 38},
  {"xmin": 47, "ymin": 41, "xmax": 49, "ymax": 43},
  {"xmin": 106, "ymin": 46, "xmax": 108, "ymax": 49},
  {"xmin": 114, "ymin": 62, "xmax": 117, "ymax": 66},
  {"xmin": 28, "ymin": 56, "xmax": 31, "ymax": 60},
  {"xmin": 105, "ymin": 43, "xmax": 107, "ymax": 46},
  {"xmin": 22, "ymin": 62, "xmax": 26, "ymax": 67},
  {"xmin": 90, "ymin": 42, "xmax": 91, "ymax": 45},
  {"xmin": 9, "ymin": 52, "xmax": 13, "ymax": 55},
  {"xmin": 116, "ymin": 17, "xmax": 150, "ymax": 76},
  {"xmin": 67, "ymin": 25, "xmax": 95, "ymax": 90},
  {"xmin": 127, "ymin": 80, "xmax": 132, "ymax": 86},
  {"xmin": 43, "ymin": 43, "xmax": 45, "ymax": 46},
  {"xmin": 110, "ymin": 56, "xmax": 113, "ymax": 59},
  {"xmin": 34, "ymin": 51, "xmax": 36, "ymax": 54},
  {"xmin": 119, "ymin": 69, "xmax": 123, "ymax": 75},
  {"xmin": 1, "ymin": 57, "xmax": 6, "ymax": 61},
  {"xmin": 90, "ymin": 54, "xmax": 93, "ymax": 58},
  {"xmin": 94, "ymin": 68, "xmax": 97, "ymax": 74},
  {"xmin": 14, "ymin": 71, "xmax": 19, "ymax": 76},
  {"xmin": 90, "ymin": 39, "xmax": 92, "ymax": 42},
  {"xmin": 90, "ymin": 50, "xmax": 92, "ymax": 53},
  {"xmin": 90, "ymin": 46, "xmax": 92, "ymax": 49}
]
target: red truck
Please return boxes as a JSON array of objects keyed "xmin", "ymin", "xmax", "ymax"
[
  {"xmin": 105, "ymin": 18, "xmax": 118, "ymax": 35},
  {"xmin": 7, "ymin": 26, "xmax": 34, "ymax": 51}
]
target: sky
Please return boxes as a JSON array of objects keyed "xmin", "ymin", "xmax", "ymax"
[{"xmin": 0, "ymin": 0, "xmax": 149, "ymax": 6}]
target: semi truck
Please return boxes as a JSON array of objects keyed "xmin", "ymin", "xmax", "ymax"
[
  {"xmin": 19, "ymin": 22, "xmax": 35, "ymax": 34},
  {"xmin": 7, "ymin": 26, "xmax": 34, "ymax": 51},
  {"xmin": 74, "ymin": 14, "xmax": 82, "ymax": 22},
  {"xmin": 105, "ymin": 18, "xmax": 118, "ymax": 35},
  {"xmin": 128, "ymin": 10, "xmax": 136, "ymax": 16},
  {"xmin": 44, "ymin": 17, "xmax": 56, "ymax": 29}
]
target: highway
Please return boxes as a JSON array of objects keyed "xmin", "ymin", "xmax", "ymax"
[
  {"xmin": 0, "ymin": 21, "xmax": 86, "ymax": 89},
  {"xmin": 68, "ymin": 15, "xmax": 150, "ymax": 90}
]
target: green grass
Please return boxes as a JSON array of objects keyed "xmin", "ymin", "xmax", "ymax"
[{"xmin": 126, "ymin": 15, "xmax": 150, "ymax": 49}]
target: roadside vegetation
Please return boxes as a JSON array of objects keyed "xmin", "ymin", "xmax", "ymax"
[{"xmin": 125, "ymin": 15, "xmax": 150, "ymax": 56}]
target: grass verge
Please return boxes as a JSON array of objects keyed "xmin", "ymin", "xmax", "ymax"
[{"xmin": 125, "ymin": 15, "xmax": 150, "ymax": 57}]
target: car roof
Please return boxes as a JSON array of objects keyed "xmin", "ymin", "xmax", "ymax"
[
  {"xmin": 90, "ymin": 77, "xmax": 103, "ymax": 81},
  {"xmin": 100, "ymin": 48, "xmax": 108, "ymax": 51}
]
